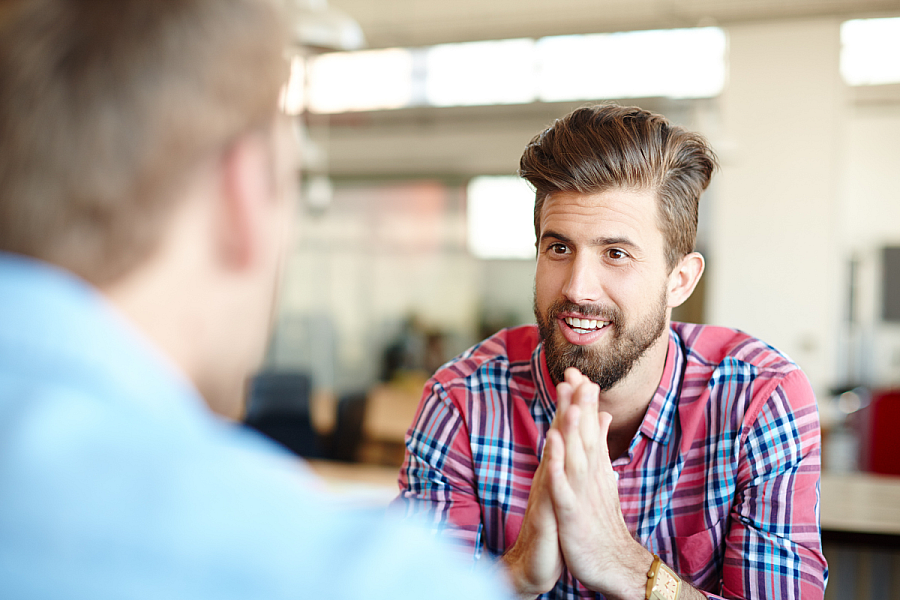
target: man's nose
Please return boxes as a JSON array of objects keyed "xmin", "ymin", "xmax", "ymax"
[{"xmin": 561, "ymin": 254, "xmax": 603, "ymax": 305}]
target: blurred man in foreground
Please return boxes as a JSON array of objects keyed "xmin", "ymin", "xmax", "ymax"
[
  {"xmin": 395, "ymin": 105, "xmax": 827, "ymax": 599},
  {"xmin": 0, "ymin": 1, "xmax": 507, "ymax": 598}
]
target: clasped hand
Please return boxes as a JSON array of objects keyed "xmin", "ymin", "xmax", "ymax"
[{"xmin": 503, "ymin": 368, "xmax": 648, "ymax": 600}]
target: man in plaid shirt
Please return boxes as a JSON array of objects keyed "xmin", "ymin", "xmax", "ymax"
[{"xmin": 394, "ymin": 105, "xmax": 828, "ymax": 599}]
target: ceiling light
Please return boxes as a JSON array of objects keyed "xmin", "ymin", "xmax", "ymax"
[{"xmin": 284, "ymin": 0, "xmax": 366, "ymax": 52}]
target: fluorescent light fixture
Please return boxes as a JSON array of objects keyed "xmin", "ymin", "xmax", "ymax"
[
  {"xmin": 467, "ymin": 176, "xmax": 536, "ymax": 260},
  {"xmin": 305, "ymin": 27, "xmax": 726, "ymax": 113},
  {"xmin": 426, "ymin": 39, "xmax": 537, "ymax": 107},
  {"xmin": 308, "ymin": 48, "xmax": 413, "ymax": 113},
  {"xmin": 841, "ymin": 18, "xmax": 900, "ymax": 86},
  {"xmin": 537, "ymin": 27, "xmax": 726, "ymax": 101},
  {"xmin": 286, "ymin": 0, "xmax": 366, "ymax": 52}
]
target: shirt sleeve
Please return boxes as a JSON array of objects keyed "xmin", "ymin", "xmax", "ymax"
[
  {"xmin": 719, "ymin": 369, "xmax": 828, "ymax": 599},
  {"xmin": 391, "ymin": 379, "xmax": 484, "ymax": 558}
]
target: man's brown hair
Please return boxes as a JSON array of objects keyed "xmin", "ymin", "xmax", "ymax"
[
  {"xmin": 519, "ymin": 104, "xmax": 717, "ymax": 270},
  {"xmin": 0, "ymin": 0, "xmax": 287, "ymax": 284}
]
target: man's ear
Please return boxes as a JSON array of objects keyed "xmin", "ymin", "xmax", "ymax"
[
  {"xmin": 215, "ymin": 131, "xmax": 272, "ymax": 271},
  {"xmin": 667, "ymin": 251, "xmax": 705, "ymax": 309}
]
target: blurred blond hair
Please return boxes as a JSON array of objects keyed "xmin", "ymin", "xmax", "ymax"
[{"xmin": 0, "ymin": 0, "xmax": 288, "ymax": 284}]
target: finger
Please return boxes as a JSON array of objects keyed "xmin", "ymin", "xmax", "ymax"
[
  {"xmin": 531, "ymin": 455, "xmax": 553, "ymax": 508},
  {"xmin": 596, "ymin": 410, "xmax": 612, "ymax": 455},
  {"xmin": 545, "ymin": 428, "xmax": 576, "ymax": 512},
  {"xmin": 551, "ymin": 381, "xmax": 574, "ymax": 430},
  {"xmin": 564, "ymin": 367, "xmax": 587, "ymax": 388},
  {"xmin": 573, "ymin": 381, "xmax": 600, "ymax": 461},
  {"xmin": 563, "ymin": 402, "xmax": 581, "ymax": 436},
  {"xmin": 533, "ymin": 443, "xmax": 548, "ymax": 483},
  {"xmin": 594, "ymin": 411, "xmax": 617, "ymax": 483},
  {"xmin": 561, "ymin": 403, "xmax": 588, "ymax": 481},
  {"xmin": 545, "ymin": 427, "xmax": 565, "ymax": 476}
]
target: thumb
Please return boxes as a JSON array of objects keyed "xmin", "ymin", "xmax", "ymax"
[{"xmin": 595, "ymin": 411, "xmax": 618, "ymax": 484}]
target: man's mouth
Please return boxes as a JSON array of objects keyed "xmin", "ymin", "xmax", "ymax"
[{"xmin": 562, "ymin": 316, "xmax": 611, "ymax": 334}]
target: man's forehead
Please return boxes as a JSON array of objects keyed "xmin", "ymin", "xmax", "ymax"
[{"xmin": 539, "ymin": 188, "xmax": 662, "ymax": 234}]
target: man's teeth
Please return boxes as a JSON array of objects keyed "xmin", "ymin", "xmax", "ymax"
[{"xmin": 564, "ymin": 317, "xmax": 609, "ymax": 332}]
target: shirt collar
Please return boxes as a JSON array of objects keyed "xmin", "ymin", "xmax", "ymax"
[
  {"xmin": 531, "ymin": 326, "xmax": 685, "ymax": 445},
  {"xmin": 532, "ymin": 342, "xmax": 558, "ymax": 422},
  {"xmin": 639, "ymin": 327, "xmax": 685, "ymax": 444}
]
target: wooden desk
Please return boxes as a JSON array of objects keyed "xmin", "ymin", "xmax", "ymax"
[{"xmin": 820, "ymin": 472, "xmax": 900, "ymax": 547}]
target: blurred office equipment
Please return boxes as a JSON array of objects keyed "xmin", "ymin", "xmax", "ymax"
[
  {"xmin": 858, "ymin": 389, "xmax": 900, "ymax": 476},
  {"xmin": 244, "ymin": 371, "xmax": 325, "ymax": 458},
  {"xmin": 329, "ymin": 391, "xmax": 367, "ymax": 462},
  {"xmin": 357, "ymin": 381, "xmax": 421, "ymax": 465},
  {"xmin": 883, "ymin": 247, "xmax": 900, "ymax": 322}
]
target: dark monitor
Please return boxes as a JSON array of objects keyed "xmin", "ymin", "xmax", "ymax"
[{"xmin": 883, "ymin": 246, "xmax": 900, "ymax": 322}]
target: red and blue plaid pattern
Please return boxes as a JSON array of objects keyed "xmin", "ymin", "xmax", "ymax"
[{"xmin": 394, "ymin": 323, "xmax": 827, "ymax": 599}]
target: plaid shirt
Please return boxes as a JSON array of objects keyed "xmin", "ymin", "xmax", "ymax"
[{"xmin": 394, "ymin": 323, "xmax": 827, "ymax": 599}]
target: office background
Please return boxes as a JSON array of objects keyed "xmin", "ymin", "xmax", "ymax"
[
  {"xmin": 270, "ymin": 1, "xmax": 900, "ymax": 407},
  {"xmin": 243, "ymin": 3, "xmax": 900, "ymax": 598}
]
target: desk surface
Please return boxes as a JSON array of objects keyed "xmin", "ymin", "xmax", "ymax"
[
  {"xmin": 308, "ymin": 462, "xmax": 900, "ymax": 540},
  {"xmin": 308, "ymin": 459, "xmax": 400, "ymax": 488},
  {"xmin": 820, "ymin": 472, "xmax": 900, "ymax": 537}
]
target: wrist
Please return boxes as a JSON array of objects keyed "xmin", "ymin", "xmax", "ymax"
[
  {"xmin": 602, "ymin": 543, "xmax": 655, "ymax": 600},
  {"xmin": 645, "ymin": 554, "xmax": 683, "ymax": 600},
  {"xmin": 500, "ymin": 542, "xmax": 553, "ymax": 600}
]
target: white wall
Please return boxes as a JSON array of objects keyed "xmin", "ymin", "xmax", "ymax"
[
  {"xmin": 710, "ymin": 18, "xmax": 900, "ymax": 397},
  {"xmin": 839, "ymin": 97, "xmax": 900, "ymax": 387},
  {"xmin": 709, "ymin": 18, "xmax": 845, "ymax": 398}
]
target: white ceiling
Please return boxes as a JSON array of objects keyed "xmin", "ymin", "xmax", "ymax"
[{"xmin": 331, "ymin": 0, "xmax": 900, "ymax": 49}]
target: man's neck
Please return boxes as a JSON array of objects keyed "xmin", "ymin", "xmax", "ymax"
[{"xmin": 595, "ymin": 326, "xmax": 671, "ymax": 461}]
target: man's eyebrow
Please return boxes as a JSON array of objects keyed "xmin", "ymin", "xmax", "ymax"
[
  {"xmin": 592, "ymin": 236, "xmax": 639, "ymax": 249},
  {"xmin": 539, "ymin": 230, "xmax": 573, "ymax": 245},
  {"xmin": 539, "ymin": 231, "xmax": 640, "ymax": 250}
]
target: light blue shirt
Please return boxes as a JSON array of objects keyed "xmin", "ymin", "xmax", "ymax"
[{"xmin": 0, "ymin": 252, "xmax": 508, "ymax": 599}]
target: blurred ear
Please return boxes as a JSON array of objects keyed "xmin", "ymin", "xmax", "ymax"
[
  {"xmin": 667, "ymin": 252, "xmax": 704, "ymax": 309},
  {"xmin": 215, "ymin": 131, "xmax": 272, "ymax": 271}
]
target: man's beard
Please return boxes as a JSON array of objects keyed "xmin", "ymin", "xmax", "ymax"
[{"xmin": 534, "ymin": 288, "xmax": 669, "ymax": 391}]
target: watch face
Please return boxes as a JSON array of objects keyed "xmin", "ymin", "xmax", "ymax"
[{"xmin": 654, "ymin": 566, "xmax": 680, "ymax": 600}]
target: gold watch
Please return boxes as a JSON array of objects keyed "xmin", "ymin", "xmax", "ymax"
[{"xmin": 645, "ymin": 554, "xmax": 681, "ymax": 600}]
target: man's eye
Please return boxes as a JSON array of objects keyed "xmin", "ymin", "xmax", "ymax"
[
  {"xmin": 607, "ymin": 248, "xmax": 627, "ymax": 260},
  {"xmin": 550, "ymin": 243, "xmax": 569, "ymax": 254}
]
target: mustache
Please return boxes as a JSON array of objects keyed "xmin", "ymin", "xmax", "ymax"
[{"xmin": 546, "ymin": 300, "xmax": 621, "ymax": 324}]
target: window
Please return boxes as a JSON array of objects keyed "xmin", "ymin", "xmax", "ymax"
[
  {"xmin": 537, "ymin": 28, "xmax": 726, "ymax": 101},
  {"xmin": 467, "ymin": 176, "xmax": 536, "ymax": 260},
  {"xmin": 426, "ymin": 39, "xmax": 537, "ymax": 107},
  {"xmin": 841, "ymin": 18, "xmax": 900, "ymax": 86},
  {"xmin": 307, "ymin": 48, "xmax": 413, "ymax": 113}
]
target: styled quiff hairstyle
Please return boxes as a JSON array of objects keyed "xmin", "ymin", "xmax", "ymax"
[
  {"xmin": 519, "ymin": 104, "xmax": 717, "ymax": 270},
  {"xmin": 0, "ymin": 0, "xmax": 287, "ymax": 285}
]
